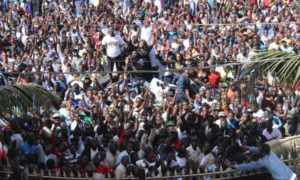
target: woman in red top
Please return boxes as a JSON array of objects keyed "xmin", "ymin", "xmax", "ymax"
[{"xmin": 208, "ymin": 67, "xmax": 221, "ymax": 89}]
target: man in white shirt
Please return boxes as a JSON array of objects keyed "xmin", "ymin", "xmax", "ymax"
[
  {"xmin": 104, "ymin": 142, "xmax": 119, "ymax": 168},
  {"xmin": 236, "ymin": 47, "xmax": 249, "ymax": 64},
  {"xmin": 140, "ymin": 20, "xmax": 153, "ymax": 46},
  {"xmin": 102, "ymin": 27, "xmax": 125, "ymax": 81},
  {"xmin": 154, "ymin": 0, "xmax": 162, "ymax": 13},
  {"xmin": 260, "ymin": 31, "xmax": 270, "ymax": 47},
  {"xmin": 262, "ymin": 120, "xmax": 282, "ymax": 141},
  {"xmin": 115, "ymin": 156, "xmax": 129, "ymax": 178},
  {"xmin": 135, "ymin": 153, "xmax": 162, "ymax": 176},
  {"xmin": 102, "ymin": 27, "xmax": 125, "ymax": 59},
  {"xmin": 186, "ymin": 136, "xmax": 201, "ymax": 172},
  {"xmin": 71, "ymin": 50, "xmax": 83, "ymax": 72}
]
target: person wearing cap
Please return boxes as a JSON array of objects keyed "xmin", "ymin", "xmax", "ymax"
[
  {"xmin": 52, "ymin": 112, "xmax": 60, "ymax": 119},
  {"xmin": 215, "ymin": 111, "xmax": 226, "ymax": 128}
]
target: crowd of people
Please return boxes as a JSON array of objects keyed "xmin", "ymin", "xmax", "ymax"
[{"xmin": 0, "ymin": 0, "xmax": 300, "ymax": 179}]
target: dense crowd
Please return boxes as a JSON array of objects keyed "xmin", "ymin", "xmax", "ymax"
[{"xmin": 0, "ymin": 0, "xmax": 300, "ymax": 179}]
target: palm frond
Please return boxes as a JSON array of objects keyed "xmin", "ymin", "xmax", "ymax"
[
  {"xmin": 0, "ymin": 84, "xmax": 60, "ymax": 118},
  {"xmin": 239, "ymin": 51, "xmax": 300, "ymax": 96},
  {"xmin": 295, "ymin": 0, "xmax": 300, "ymax": 10}
]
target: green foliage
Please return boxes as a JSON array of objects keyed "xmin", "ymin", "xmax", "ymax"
[
  {"xmin": 239, "ymin": 51, "xmax": 300, "ymax": 96},
  {"xmin": 0, "ymin": 84, "xmax": 59, "ymax": 118}
]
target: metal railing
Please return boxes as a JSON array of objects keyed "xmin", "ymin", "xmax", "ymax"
[
  {"xmin": 267, "ymin": 134, "xmax": 300, "ymax": 159},
  {"xmin": 1, "ymin": 135, "xmax": 300, "ymax": 180},
  {"xmin": 0, "ymin": 160, "xmax": 295, "ymax": 180}
]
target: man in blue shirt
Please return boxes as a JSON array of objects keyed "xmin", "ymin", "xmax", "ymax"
[
  {"xmin": 226, "ymin": 112, "xmax": 239, "ymax": 129},
  {"xmin": 20, "ymin": 135, "xmax": 38, "ymax": 154},
  {"xmin": 225, "ymin": 144, "xmax": 297, "ymax": 180},
  {"xmin": 174, "ymin": 70, "xmax": 192, "ymax": 103}
]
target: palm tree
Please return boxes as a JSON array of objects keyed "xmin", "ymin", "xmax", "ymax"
[
  {"xmin": 0, "ymin": 84, "xmax": 59, "ymax": 123},
  {"xmin": 239, "ymin": 51, "xmax": 300, "ymax": 97}
]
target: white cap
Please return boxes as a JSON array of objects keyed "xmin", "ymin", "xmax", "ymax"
[
  {"xmin": 253, "ymin": 110, "xmax": 264, "ymax": 118},
  {"xmin": 218, "ymin": 111, "xmax": 225, "ymax": 117},
  {"xmin": 53, "ymin": 113, "xmax": 60, "ymax": 118}
]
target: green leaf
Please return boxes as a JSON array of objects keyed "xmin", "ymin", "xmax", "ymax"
[
  {"xmin": 0, "ymin": 84, "xmax": 60, "ymax": 120},
  {"xmin": 239, "ymin": 51, "xmax": 300, "ymax": 105}
]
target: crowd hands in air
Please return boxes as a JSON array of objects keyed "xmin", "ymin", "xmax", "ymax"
[{"xmin": 0, "ymin": 0, "xmax": 300, "ymax": 179}]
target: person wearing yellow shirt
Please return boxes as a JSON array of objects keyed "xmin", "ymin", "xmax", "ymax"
[
  {"xmin": 268, "ymin": 36, "xmax": 281, "ymax": 51},
  {"xmin": 216, "ymin": 66, "xmax": 234, "ymax": 87}
]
